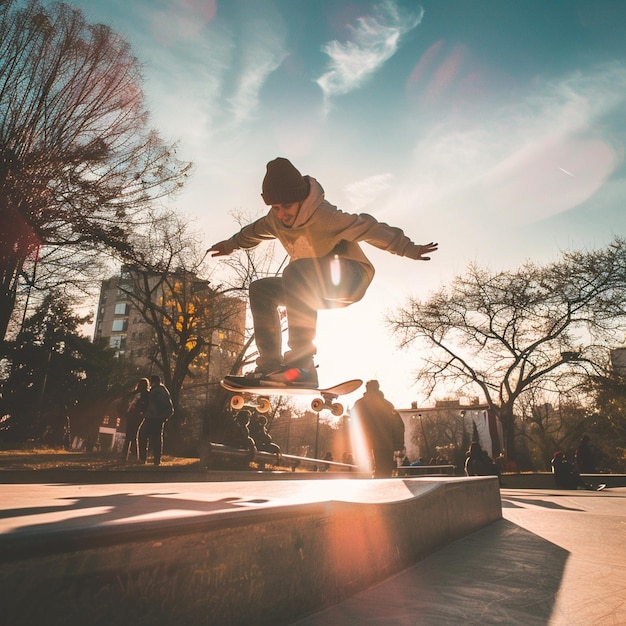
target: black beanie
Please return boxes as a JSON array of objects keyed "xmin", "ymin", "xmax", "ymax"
[{"xmin": 261, "ymin": 157, "xmax": 310, "ymax": 205}]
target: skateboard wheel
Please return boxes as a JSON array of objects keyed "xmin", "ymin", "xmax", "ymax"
[
  {"xmin": 311, "ymin": 398, "xmax": 324, "ymax": 412},
  {"xmin": 330, "ymin": 402, "xmax": 344, "ymax": 417},
  {"xmin": 230, "ymin": 395, "xmax": 245, "ymax": 410},
  {"xmin": 257, "ymin": 397, "xmax": 271, "ymax": 413}
]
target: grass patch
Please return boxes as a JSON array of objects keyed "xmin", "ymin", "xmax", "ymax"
[{"xmin": 0, "ymin": 448, "xmax": 200, "ymax": 471}]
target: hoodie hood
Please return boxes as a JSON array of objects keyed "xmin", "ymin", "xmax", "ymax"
[{"xmin": 291, "ymin": 177, "xmax": 324, "ymax": 228}]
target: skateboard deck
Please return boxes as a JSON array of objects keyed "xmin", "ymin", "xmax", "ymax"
[{"xmin": 221, "ymin": 378, "xmax": 362, "ymax": 415}]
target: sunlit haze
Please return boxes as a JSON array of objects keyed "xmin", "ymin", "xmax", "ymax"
[{"xmin": 63, "ymin": 0, "xmax": 626, "ymax": 409}]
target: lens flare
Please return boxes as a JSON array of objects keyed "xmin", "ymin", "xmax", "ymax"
[
  {"xmin": 330, "ymin": 254, "xmax": 341, "ymax": 286},
  {"xmin": 349, "ymin": 410, "xmax": 373, "ymax": 475}
]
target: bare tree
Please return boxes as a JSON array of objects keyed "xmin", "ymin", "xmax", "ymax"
[
  {"xmin": 388, "ymin": 238, "xmax": 626, "ymax": 461},
  {"xmin": 583, "ymin": 364, "xmax": 626, "ymax": 472},
  {"xmin": 515, "ymin": 387, "xmax": 594, "ymax": 471},
  {"xmin": 116, "ymin": 203, "xmax": 300, "ymax": 454},
  {"xmin": 210, "ymin": 209, "xmax": 288, "ymax": 371},
  {"xmin": 194, "ymin": 209, "xmax": 292, "ymax": 444},
  {"xmin": 113, "ymin": 213, "xmax": 246, "ymax": 449},
  {"xmin": 0, "ymin": 0, "xmax": 191, "ymax": 339}
]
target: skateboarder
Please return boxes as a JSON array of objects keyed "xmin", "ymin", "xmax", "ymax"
[{"xmin": 209, "ymin": 157, "xmax": 438, "ymax": 387}]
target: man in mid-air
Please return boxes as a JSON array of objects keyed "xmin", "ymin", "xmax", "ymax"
[{"xmin": 209, "ymin": 157, "xmax": 438, "ymax": 388}]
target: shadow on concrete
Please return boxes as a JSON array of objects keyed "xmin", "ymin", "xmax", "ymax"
[
  {"xmin": 501, "ymin": 496, "xmax": 584, "ymax": 511},
  {"xmin": 294, "ymin": 519, "xmax": 569, "ymax": 626},
  {"xmin": 0, "ymin": 491, "xmax": 263, "ymax": 522},
  {"xmin": 0, "ymin": 491, "xmax": 270, "ymax": 560}
]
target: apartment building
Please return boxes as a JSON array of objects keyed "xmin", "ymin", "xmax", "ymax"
[{"xmin": 93, "ymin": 265, "xmax": 246, "ymax": 376}]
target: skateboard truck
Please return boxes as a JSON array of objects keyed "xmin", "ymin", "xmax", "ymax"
[
  {"xmin": 310, "ymin": 393, "xmax": 344, "ymax": 416},
  {"xmin": 222, "ymin": 378, "xmax": 362, "ymax": 417},
  {"xmin": 229, "ymin": 393, "xmax": 271, "ymax": 413},
  {"xmin": 229, "ymin": 392, "xmax": 343, "ymax": 415}
]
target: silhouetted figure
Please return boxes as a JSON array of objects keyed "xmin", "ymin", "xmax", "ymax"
[
  {"xmin": 121, "ymin": 378, "xmax": 149, "ymax": 461},
  {"xmin": 248, "ymin": 413, "xmax": 280, "ymax": 454},
  {"xmin": 138, "ymin": 375, "xmax": 173, "ymax": 466},
  {"xmin": 354, "ymin": 380, "xmax": 405, "ymax": 478},
  {"xmin": 321, "ymin": 451, "xmax": 333, "ymax": 472},
  {"xmin": 551, "ymin": 451, "xmax": 593, "ymax": 490},
  {"xmin": 232, "ymin": 410, "xmax": 256, "ymax": 451},
  {"xmin": 575, "ymin": 435, "xmax": 596, "ymax": 474},
  {"xmin": 465, "ymin": 442, "xmax": 500, "ymax": 482}
]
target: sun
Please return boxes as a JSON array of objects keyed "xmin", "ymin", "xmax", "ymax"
[{"xmin": 314, "ymin": 307, "xmax": 370, "ymax": 385}]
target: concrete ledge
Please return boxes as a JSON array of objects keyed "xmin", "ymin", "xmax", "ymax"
[{"xmin": 0, "ymin": 477, "xmax": 501, "ymax": 625}]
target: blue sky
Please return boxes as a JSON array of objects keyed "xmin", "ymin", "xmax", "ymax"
[{"xmin": 64, "ymin": 0, "xmax": 626, "ymax": 407}]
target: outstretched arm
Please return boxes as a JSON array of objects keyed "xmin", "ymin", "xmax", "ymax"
[
  {"xmin": 404, "ymin": 241, "xmax": 438, "ymax": 261},
  {"xmin": 208, "ymin": 216, "xmax": 276, "ymax": 258}
]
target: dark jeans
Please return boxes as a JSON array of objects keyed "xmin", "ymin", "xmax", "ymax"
[
  {"xmin": 249, "ymin": 256, "xmax": 369, "ymax": 370},
  {"xmin": 122, "ymin": 415, "xmax": 143, "ymax": 460},
  {"xmin": 138, "ymin": 418, "xmax": 165, "ymax": 465}
]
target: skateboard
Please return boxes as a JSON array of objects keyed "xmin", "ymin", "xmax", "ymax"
[{"xmin": 221, "ymin": 378, "xmax": 363, "ymax": 416}]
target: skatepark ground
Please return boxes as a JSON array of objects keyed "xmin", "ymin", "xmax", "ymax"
[
  {"xmin": 295, "ymin": 486, "xmax": 626, "ymax": 625},
  {"xmin": 0, "ymin": 466, "xmax": 624, "ymax": 625}
]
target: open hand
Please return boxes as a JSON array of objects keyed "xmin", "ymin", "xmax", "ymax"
[{"xmin": 407, "ymin": 241, "xmax": 438, "ymax": 261}]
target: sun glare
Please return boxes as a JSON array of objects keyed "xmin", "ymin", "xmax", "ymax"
[
  {"xmin": 348, "ymin": 410, "xmax": 373, "ymax": 474},
  {"xmin": 330, "ymin": 254, "xmax": 341, "ymax": 286}
]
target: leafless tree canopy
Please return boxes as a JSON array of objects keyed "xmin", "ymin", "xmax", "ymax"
[
  {"xmin": 388, "ymin": 238, "xmax": 626, "ymax": 459},
  {"xmin": 0, "ymin": 0, "xmax": 191, "ymax": 338}
]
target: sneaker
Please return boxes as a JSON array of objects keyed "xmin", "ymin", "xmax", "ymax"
[
  {"xmin": 223, "ymin": 369, "xmax": 265, "ymax": 388},
  {"xmin": 223, "ymin": 367, "xmax": 318, "ymax": 388},
  {"xmin": 224, "ymin": 361, "xmax": 283, "ymax": 385},
  {"xmin": 264, "ymin": 364, "xmax": 318, "ymax": 388},
  {"xmin": 224, "ymin": 359, "xmax": 318, "ymax": 389}
]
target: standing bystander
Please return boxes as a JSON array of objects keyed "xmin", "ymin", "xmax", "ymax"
[
  {"xmin": 120, "ymin": 378, "xmax": 150, "ymax": 461},
  {"xmin": 354, "ymin": 380, "xmax": 405, "ymax": 478},
  {"xmin": 138, "ymin": 375, "xmax": 173, "ymax": 466},
  {"xmin": 575, "ymin": 435, "xmax": 596, "ymax": 474}
]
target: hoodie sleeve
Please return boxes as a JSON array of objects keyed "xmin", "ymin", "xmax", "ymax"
[
  {"xmin": 327, "ymin": 209, "xmax": 419, "ymax": 258},
  {"xmin": 226, "ymin": 216, "xmax": 278, "ymax": 251}
]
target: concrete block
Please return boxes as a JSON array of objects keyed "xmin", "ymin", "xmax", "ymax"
[{"xmin": 0, "ymin": 477, "xmax": 501, "ymax": 625}]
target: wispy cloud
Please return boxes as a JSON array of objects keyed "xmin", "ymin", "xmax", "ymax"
[
  {"xmin": 147, "ymin": 7, "xmax": 288, "ymax": 152},
  {"xmin": 224, "ymin": 8, "xmax": 289, "ymax": 131},
  {"xmin": 227, "ymin": 44, "xmax": 287, "ymax": 128},
  {"xmin": 399, "ymin": 61, "xmax": 626, "ymax": 226},
  {"xmin": 316, "ymin": 0, "xmax": 424, "ymax": 111},
  {"xmin": 345, "ymin": 173, "xmax": 394, "ymax": 211}
]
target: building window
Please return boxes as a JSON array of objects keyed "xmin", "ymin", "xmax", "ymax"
[
  {"xmin": 112, "ymin": 319, "xmax": 125, "ymax": 332},
  {"xmin": 114, "ymin": 302, "xmax": 127, "ymax": 315}
]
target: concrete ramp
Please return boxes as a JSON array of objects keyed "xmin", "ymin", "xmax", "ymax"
[{"xmin": 0, "ymin": 476, "xmax": 501, "ymax": 625}]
